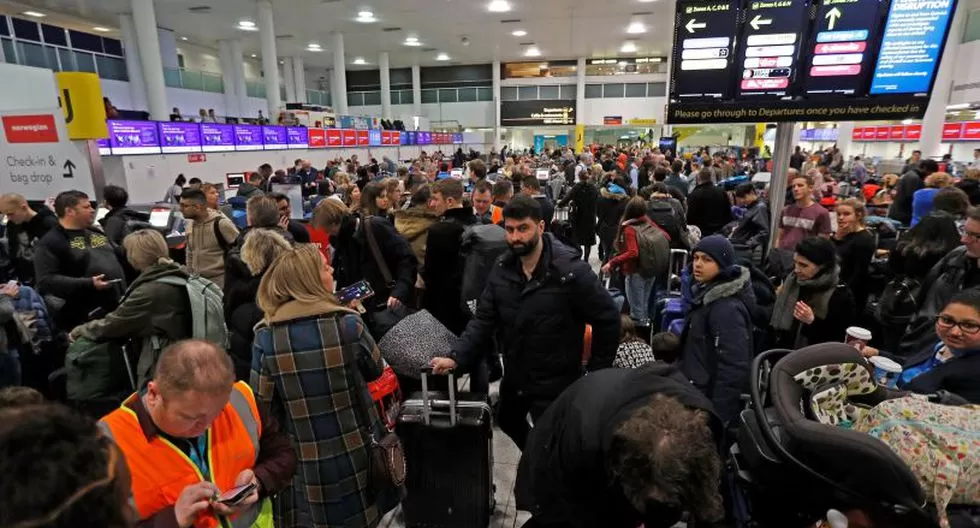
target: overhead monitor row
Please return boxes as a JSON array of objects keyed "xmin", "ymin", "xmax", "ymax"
[
  {"xmin": 852, "ymin": 121, "xmax": 980, "ymax": 141},
  {"xmin": 667, "ymin": 0, "xmax": 958, "ymax": 123},
  {"xmin": 97, "ymin": 120, "xmax": 464, "ymax": 156}
]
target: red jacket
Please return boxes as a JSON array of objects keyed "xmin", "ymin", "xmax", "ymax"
[{"xmin": 608, "ymin": 218, "xmax": 669, "ymax": 275}]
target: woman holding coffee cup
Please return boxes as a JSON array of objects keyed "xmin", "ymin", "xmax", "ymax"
[
  {"xmin": 861, "ymin": 288, "xmax": 980, "ymax": 404},
  {"xmin": 770, "ymin": 236, "xmax": 856, "ymax": 349}
]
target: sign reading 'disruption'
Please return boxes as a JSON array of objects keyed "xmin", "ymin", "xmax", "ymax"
[{"xmin": 870, "ymin": 0, "xmax": 956, "ymax": 94}]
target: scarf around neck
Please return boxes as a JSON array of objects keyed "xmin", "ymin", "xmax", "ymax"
[{"xmin": 770, "ymin": 265, "xmax": 840, "ymax": 331}]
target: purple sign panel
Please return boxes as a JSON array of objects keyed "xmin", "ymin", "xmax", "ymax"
[
  {"xmin": 201, "ymin": 123, "xmax": 236, "ymax": 152},
  {"xmin": 418, "ymin": 131, "xmax": 431, "ymax": 145},
  {"xmin": 287, "ymin": 127, "xmax": 309, "ymax": 149},
  {"xmin": 234, "ymin": 125, "xmax": 263, "ymax": 151},
  {"xmin": 96, "ymin": 137, "xmax": 112, "ymax": 155},
  {"xmin": 107, "ymin": 120, "xmax": 161, "ymax": 155},
  {"xmin": 158, "ymin": 122, "xmax": 203, "ymax": 154},
  {"xmin": 262, "ymin": 126, "xmax": 288, "ymax": 150},
  {"xmin": 368, "ymin": 129, "xmax": 382, "ymax": 146}
]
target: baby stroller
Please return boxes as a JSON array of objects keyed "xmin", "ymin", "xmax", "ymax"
[{"xmin": 729, "ymin": 343, "xmax": 979, "ymax": 528}]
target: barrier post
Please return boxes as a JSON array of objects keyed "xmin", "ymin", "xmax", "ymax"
[{"xmin": 767, "ymin": 122, "xmax": 795, "ymax": 251}]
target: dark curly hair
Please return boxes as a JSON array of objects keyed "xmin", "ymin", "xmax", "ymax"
[
  {"xmin": 607, "ymin": 395, "xmax": 724, "ymax": 523},
  {"xmin": 0, "ymin": 404, "xmax": 132, "ymax": 528}
]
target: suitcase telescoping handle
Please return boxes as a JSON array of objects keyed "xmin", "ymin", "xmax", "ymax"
[{"xmin": 419, "ymin": 366, "xmax": 457, "ymax": 427}]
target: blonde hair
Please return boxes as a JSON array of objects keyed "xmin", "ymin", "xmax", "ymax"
[
  {"xmin": 925, "ymin": 172, "xmax": 953, "ymax": 188},
  {"xmin": 881, "ymin": 173, "xmax": 900, "ymax": 189},
  {"xmin": 312, "ymin": 197, "xmax": 349, "ymax": 230},
  {"xmin": 257, "ymin": 244, "xmax": 338, "ymax": 317},
  {"xmin": 0, "ymin": 193, "xmax": 27, "ymax": 209},
  {"xmin": 838, "ymin": 198, "xmax": 867, "ymax": 225},
  {"xmin": 334, "ymin": 172, "xmax": 352, "ymax": 186},
  {"xmin": 241, "ymin": 229, "xmax": 291, "ymax": 275},
  {"xmin": 123, "ymin": 229, "xmax": 170, "ymax": 270},
  {"xmin": 965, "ymin": 168, "xmax": 980, "ymax": 181}
]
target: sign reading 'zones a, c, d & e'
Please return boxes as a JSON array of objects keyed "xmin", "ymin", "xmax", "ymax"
[{"xmin": 673, "ymin": 0, "xmax": 738, "ymax": 99}]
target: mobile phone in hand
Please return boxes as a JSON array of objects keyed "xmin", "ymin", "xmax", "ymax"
[
  {"xmin": 216, "ymin": 482, "xmax": 257, "ymax": 506},
  {"xmin": 336, "ymin": 280, "xmax": 375, "ymax": 305}
]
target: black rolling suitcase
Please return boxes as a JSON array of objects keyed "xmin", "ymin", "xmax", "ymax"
[{"xmin": 396, "ymin": 368, "xmax": 494, "ymax": 528}]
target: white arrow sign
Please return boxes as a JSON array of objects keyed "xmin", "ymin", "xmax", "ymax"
[
  {"xmin": 685, "ymin": 18, "xmax": 707, "ymax": 33},
  {"xmin": 749, "ymin": 14, "xmax": 772, "ymax": 30},
  {"xmin": 825, "ymin": 7, "xmax": 842, "ymax": 30}
]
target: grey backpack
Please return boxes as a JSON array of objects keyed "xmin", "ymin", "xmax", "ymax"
[{"xmin": 154, "ymin": 275, "xmax": 229, "ymax": 348}]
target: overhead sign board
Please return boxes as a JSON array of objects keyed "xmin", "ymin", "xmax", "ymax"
[
  {"xmin": 500, "ymin": 100, "xmax": 576, "ymax": 126},
  {"xmin": 666, "ymin": 0, "xmax": 959, "ymax": 123},
  {"xmin": 1, "ymin": 109, "xmax": 95, "ymax": 200},
  {"xmin": 55, "ymin": 72, "xmax": 108, "ymax": 140}
]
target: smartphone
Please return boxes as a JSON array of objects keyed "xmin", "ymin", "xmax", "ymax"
[
  {"xmin": 336, "ymin": 280, "xmax": 375, "ymax": 305},
  {"xmin": 216, "ymin": 482, "xmax": 257, "ymax": 506},
  {"xmin": 106, "ymin": 278, "xmax": 124, "ymax": 285}
]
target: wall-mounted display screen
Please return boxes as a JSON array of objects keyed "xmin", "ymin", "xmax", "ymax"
[
  {"xmin": 200, "ymin": 123, "xmax": 236, "ymax": 152},
  {"xmin": 158, "ymin": 122, "xmax": 203, "ymax": 154},
  {"xmin": 108, "ymin": 120, "xmax": 161, "ymax": 155},
  {"xmin": 369, "ymin": 130, "xmax": 382, "ymax": 146},
  {"xmin": 96, "ymin": 137, "xmax": 112, "ymax": 156},
  {"xmin": 501, "ymin": 100, "xmax": 576, "ymax": 126},
  {"xmin": 287, "ymin": 127, "xmax": 308, "ymax": 149},
  {"xmin": 262, "ymin": 126, "xmax": 288, "ymax": 150},
  {"xmin": 234, "ymin": 125, "xmax": 263, "ymax": 151}
]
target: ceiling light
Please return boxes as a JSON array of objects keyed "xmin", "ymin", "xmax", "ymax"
[
  {"xmin": 181, "ymin": 36, "xmax": 189, "ymax": 41},
  {"xmin": 620, "ymin": 41, "xmax": 637, "ymax": 53},
  {"xmin": 250, "ymin": 53, "xmax": 257, "ymax": 58},
  {"xmin": 306, "ymin": 46, "xmax": 323, "ymax": 52},
  {"xmin": 238, "ymin": 20, "xmax": 256, "ymax": 27},
  {"xmin": 92, "ymin": 26, "xmax": 110, "ymax": 32},
  {"xmin": 436, "ymin": 52, "xmax": 450, "ymax": 61},
  {"xmin": 308, "ymin": 42, "xmax": 322, "ymax": 49},
  {"xmin": 356, "ymin": 10, "xmax": 377, "ymax": 22},
  {"xmin": 353, "ymin": 57, "xmax": 366, "ymax": 65},
  {"xmin": 524, "ymin": 46, "xmax": 541, "ymax": 57},
  {"xmin": 627, "ymin": 21, "xmax": 646, "ymax": 34},
  {"xmin": 487, "ymin": 0, "xmax": 511, "ymax": 12},
  {"xmin": 511, "ymin": 29, "xmax": 527, "ymax": 36},
  {"xmin": 539, "ymin": 63, "xmax": 548, "ymax": 69},
  {"xmin": 23, "ymin": 11, "xmax": 45, "ymax": 17},
  {"xmin": 404, "ymin": 37, "xmax": 421, "ymax": 46}
]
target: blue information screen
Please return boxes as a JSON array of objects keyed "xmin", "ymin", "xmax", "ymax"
[{"xmin": 870, "ymin": 0, "xmax": 955, "ymax": 94}]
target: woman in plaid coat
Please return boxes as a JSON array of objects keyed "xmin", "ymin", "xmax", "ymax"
[{"xmin": 251, "ymin": 244, "xmax": 397, "ymax": 527}]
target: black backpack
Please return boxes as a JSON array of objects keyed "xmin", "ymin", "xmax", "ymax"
[
  {"xmin": 647, "ymin": 200, "xmax": 682, "ymax": 243},
  {"xmin": 876, "ymin": 275, "xmax": 922, "ymax": 325}
]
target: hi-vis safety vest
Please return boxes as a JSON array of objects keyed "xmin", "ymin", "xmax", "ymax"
[
  {"xmin": 490, "ymin": 205, "xmax": 503, "ymax": 225},
  {"xmin": 99, "ymin": 381, "xmax": 273, "ymax": 528}
]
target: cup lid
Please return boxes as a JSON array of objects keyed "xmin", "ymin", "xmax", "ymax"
[
  {"xmin": 846, "ymin": 326, "xmax": 872, "ymax": 340},
  {"xmin": 869, "ymin": 355, "xmax": 902, "ymax": 373}
]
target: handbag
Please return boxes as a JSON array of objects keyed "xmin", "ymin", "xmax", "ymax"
[{"xmin": 363, "ymin": 217, "xmax": 408, "ymax": 339}]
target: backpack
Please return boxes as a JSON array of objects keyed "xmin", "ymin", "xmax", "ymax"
[
  {"xmin": 64, "ymin": 338, "xmax": 132, "ymax": 402},
  {"xmin": 154, "ymin": 275, "xmax": 229, "ymax": 348},
  {"xmin": 647, "ymin": 200, "xmax": 683, "ymax": 243},
  {"xmin": 459, "ymin": 223, "xmax": 509, "ymax": 314},
  {"xmin": 876, "ymin": 275, "xmax": 922, "ymax": 325},
  {"xmin": 631, "ymin": 221, "xmax": 670, "ymax": 278}
]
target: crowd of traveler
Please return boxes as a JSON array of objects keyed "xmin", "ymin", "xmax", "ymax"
[{"xmin": 0, "ymin": 141, "xmax": 979, "ymax": 528}]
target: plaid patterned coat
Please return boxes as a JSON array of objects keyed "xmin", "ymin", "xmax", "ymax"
[{"xmin": 251, "ymin": 304, "xmax": 395, "ymax": 528}]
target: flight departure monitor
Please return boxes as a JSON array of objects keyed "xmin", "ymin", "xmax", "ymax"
[{"xmin": 667, "ymin": 0, "xmax": 958, "ymax": 123}]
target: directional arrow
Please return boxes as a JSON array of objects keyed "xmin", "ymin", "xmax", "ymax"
[
  {"xmin": 749, "ymin": 14, "xmax": 772, "ymax": 30},
  {"xmin": 685, "ymin": 18, "xmax": 707, "ymax": 33},
  {"xmin": 63, "ymin": 159, "xmax": 75, "ymax": 178},
  {"xmin": 825, "ymin": 6, "xmax": 842, "ymax": 30}
]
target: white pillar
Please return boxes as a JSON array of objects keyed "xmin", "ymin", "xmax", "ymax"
[
  {"xmin": 282, "ymin": 57, "xmax": 296, "ymax": 103},
  {"xmin": 836, "ymin": 122, "xmax": 855, "ymax": 157},
  {"xmin": 379, "ymin": 52, "xmax": 392, "ymax": 120},
  {"xmin": 329, "ymin": 68, "xmax": 338, "ymax": 109},
  {"xmin": 130, "ymin": 0, "xmax": 168, "ymax": 121},
  {"xmin": 257, "ymin": 0, "xmax": 281, "ymax": 118},
  {"xmin": 492, "ymin": 59, "xmax": 501, "ymax": 149},
  {"xmin": 292, "ymin": 56, "xmax": 307, "ymax": 104},
  {"xmin": 918, "ymin": 0, "xmax": 968, "ymax": 158},
  {"xmin": 119, "ymin": 14, "xmax": 147, "ymax": 112},
  {"xmin": 156, "ymin": 28, "xmax": 179, "ymax": 70},
  {"xmin": 229, "ymin": 39, "xmax": 249, "ymax": 119},
  {"xmin": 411, "ymin": 62, "xmax": 422, "ymax": 117},
  {"xmin": 218, "ymin": 40, "xmax": 238, "ymax": 118},
  {"xmin": 332, "ymin": 33, "xmax": 348, "ymax": 114},
  {"xmin": 575, "ymin": 57, "xmax": 586, "ymax": 126}
]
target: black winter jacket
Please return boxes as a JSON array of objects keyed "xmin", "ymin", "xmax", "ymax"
[
  {"xmin": 597, "ymin": 189, "xmax": 629, "ymax": 250},
  {"xmin": 450, "ymin": 234, "xmax": 620, "ymax": 399},
  {"xmin": 679, "ymin": 266, "xmax": 756, "ymax": 425},
  {"xmin": 100, "ymin": 207, "xmax": 151, "ymax": 246},
  {"xmin": 888, "ymin": 169, "xmax": 925, "ymax": 225},
  {"xmin": 687, "ymin": 182, "xmax": 733, "ymax": 237},
  {"xmin": 901, "ymin": 246, "xmax": 980, "ymax": 356},
  {"xmin": 729, "ymin": 199, "xmax": 770, "ymax": 251},
  {"xmin": 422, "ymin": 207, "xmax": 479, "ymax": 335},
  {"xmin": 5, "ymin": 206, "xmax": 58, "ymax": 284},
  {"xmin": 558, "ymin": 181, "xmax": 600, "ymax": 246},
  {"xmin": 227, "ymin": 273, "xmax": 263, "ymax": 381},
  {"xmin": 331, "ymin": 214, "xmax": 418, "ymax": 311},
  {"xmin": 515, "ymin": 363, "xmax": 722, "ymax": 528}
]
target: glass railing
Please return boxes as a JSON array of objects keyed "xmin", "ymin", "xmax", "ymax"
[{"xmin": 163, "ymin": 68, "xmax": 224, "ymax": 94}]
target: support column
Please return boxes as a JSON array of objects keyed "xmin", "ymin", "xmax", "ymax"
[
  {"xmin": 918, "ymin": 0, "xmax": 967, "ymax": 158},
  {"xmin": 119, "ymin": 14, "xmax": 147, "ymax": 112},
  {"xmin": 492, "ymin": 59, "xmax": 501, "ymax": 150},
  {"xmin": 379, "ymin": 51, "xmax": 392, "ymax": 120},
  {"xmin": 332, "ymin": 32, "xmax": 348, "ymax": 115},
  {"xmin": 768, "ymin": 122, "xmax": 796, "ymax": 250},
  {"xmin": 575, "ymin": 57, "xmax": 586, "ymax": 125},
  {"xmin": 835, "ymin": 122, "xmax": 855, "ymax": 157},
  {"xmin": 282, "ymin": 57, "xmax": 296, "ymax": 103},
  {"xmin": 130, "ymin": 0, "xmax": 168, "ymax": 121},
  {"xmin": 257, "ymin": 0, "xmax": 281, "ymax": 118},
  {"xmin": 292, "ymin": 56, "xmax": 306, "ymax": 104},
  {"xmin": 218, "ymin": 40, "xmax": 239, "ymax": 119},
  {"xmin": 411, "ymin": 62, "xmax": 422, "ymax": 117},
  {"xmin": 229, "ymin": 39, "xmax": 249, "ymax": 119}
]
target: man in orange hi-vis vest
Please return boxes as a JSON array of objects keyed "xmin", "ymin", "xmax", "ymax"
[{"xmin": 99, "ymin": 340, "xmax": 296, "ymax": 528}]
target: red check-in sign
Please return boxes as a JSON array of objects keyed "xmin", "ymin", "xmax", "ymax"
[
  {"xmin": 308, "ymin": 128, "xmax": 326, "ymax": 148},
  {"xmin": 3, "ymin": 114, "xmax": 59, "ymax": 143}
]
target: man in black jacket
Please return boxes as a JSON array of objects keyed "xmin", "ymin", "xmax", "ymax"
[
  {"xmin": 33, "ymin": 190, "xmax": 127, "ymax": 329},
  {"xmin": 0, "ymin": 194, "xmax": 59, "ymax": 284},
  {"xmin": 99, "ymin": 185, "xmax": 151, "ymax": 246},
  {"xmin": 424, "ymin": 178, "xmax": 479, "ymax": 336},
  {"xmin": 269, "ymin": 192, "xmax": 311, "ymax": 243},
  {"xmin": 889, "ymin": 159, "xmax": 937, "ymax": 225},
  {"xmin": 432, "ymin": 196, "xmax": 620, "ymax": 450},
  {"xmin": 686, "ymin": 167, "xmax": 733, "ymax": 237},
  {"xmin": 514, "ymin": 364, "xmax": 725, "ymax": 528},
  {"xmin": 729, "ymin": 182, "xmax": 770, "ymax": 262}
]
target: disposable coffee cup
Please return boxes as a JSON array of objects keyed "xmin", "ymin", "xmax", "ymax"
[
  {"xmin": 869, "ymin": 356, "xmax": 902, "ymax": 388},
  {"xmin": 845, "ymin": 326, "xmax": 872, "ymax": 352}
]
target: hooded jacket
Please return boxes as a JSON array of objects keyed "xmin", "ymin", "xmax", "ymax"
[
  {"xmin": 687, "ymin": 182, "xmax": 733, "ymax": 237},
  {"xmin": 515, "ymin": 363, "xmax": 722, "ymax": 528},
  {"xmin": 449, "ymin": 234, "xmax": 620, "ymax": 400},
  {"xmin": 5, "ymin": 206, "xmax": 58, "ymax": 284},
  {"xmin": 100, "ymin": 208, "xmax": 151, "ymax": 246},
  {"xmin": 597, "ymin": 188, "xmax": 629, "ymax": 249},
  {"xmin": 185, "ymin": 209, "xmax": 239, "ymax": 288},
  {"xmin": 393, "ymin": 206, "xmax": 439, "ymax": 271},
  {"xmin": 729, "ymin": 199, "xmax": 770, "ymax": 251},
  {"xmin": 678, "ymin": 266, "xmax": 756, "ymax": 424}
]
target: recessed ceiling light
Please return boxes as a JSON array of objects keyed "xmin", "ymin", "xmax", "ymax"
[
  {"xmin": 180, "ymin": 36, "xmax": 189, "ymax": 41},
  {"xmin": 627, "ymin": 21, "xmax": 646, "ymax": 34},
  {"xmin": 524, "ymin": 46, "xmax": 541, "ymax": 57},
  {"xmin": 511, "ymin": 29, "xmax": 527, "ymax": 37},
  {"xmin": 308, "ymin": 42, "xmax": 321, "ymax": 49},
  {"xmin": 404, "ymin": 36, "xmax": 422, "ymax": 46},
  {"xmin": 356, "ymin": 11, "xmax": 377, "ymax": 23},
  {"xmin": 250, "ymin": 53, "xmax": 257, "ymax": 58},
  {"xmin": 487, "ymin": 0, "xmax": 511, "ymax": 12},
  {"xmin": 93, "ymin": 26, "xmax": 110, "ymax": 32},
  {"xmin": 405, "ymin": 36, "xmax": 419, "ymax": 42},
  {"xmin": 306, "ymin": 46, "xmax": 323, "ymax": 52},
  {"xmin": 353, "ymin": 57, "xmax": 366, "ymax": 65},
  {"xmin": 436, "ymin": 52, "xmax": 450, "ymax": 61},
  {"xmin": 238, "ymin": 20, "xmax": 256, "ymax": 27},
  {"xmin": 22, "ymin": 11, "xmax": 45, "ymax": 17},
  {"xmin": 620, "ymin": 41, "xmax": 637, "ymax": 53}
]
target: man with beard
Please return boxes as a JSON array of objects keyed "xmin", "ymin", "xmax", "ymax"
[{"xmin": 432, "ymin": 195, "xmax": 620, "ymax": 451}]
